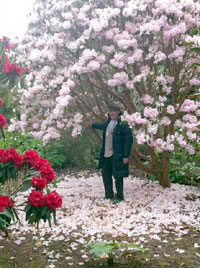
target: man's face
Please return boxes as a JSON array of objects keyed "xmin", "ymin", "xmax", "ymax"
[{"xmin": 108, "ymin": 110, "xmax": 120, "ymax": 120}]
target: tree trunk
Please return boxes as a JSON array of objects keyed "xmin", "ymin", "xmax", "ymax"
[{"xmin": 160, "ymin": 151, "xmax": 170, "ymax": 187}]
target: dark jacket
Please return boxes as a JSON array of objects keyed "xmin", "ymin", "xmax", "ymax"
[{"xmin": 92, "ymin": 116, "xmax": 133, "ymax": 178}]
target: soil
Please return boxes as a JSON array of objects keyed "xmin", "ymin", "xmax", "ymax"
[{"xmin": 0, "ymin": 169, "xmax": 200, "ymax": 268}]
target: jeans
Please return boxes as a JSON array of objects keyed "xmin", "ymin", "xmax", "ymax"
[{"xmin": 102, "ymin": 156, "xmax": 124, "ymax": 200}]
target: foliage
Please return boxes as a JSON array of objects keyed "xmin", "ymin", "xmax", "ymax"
[
  {"xmin": 169, "ymin": 147, "xmax": 200, "ymax": 186},
  {"xmin": 60, "ymin": 129, "xmax": 100, "ymax": 168},
  {"xmin": 148, "ymin": 146, "xmax": 200, "ymax": 186},
  {"xmin": 0, "ymin": 130, "xmax": 66, "ymax": 168},
  {"xmin": 85, "ymin": 241, "xmax": 145, "ymax": 265}
]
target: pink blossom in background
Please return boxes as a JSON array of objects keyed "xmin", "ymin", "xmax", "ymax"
[
  {"xmin": 160, "ymin": 116, "xmax": 171, "ymax": 126},
  {"xmin": 167, "ymin": 105, "xmax": 175, "ymax": 115},
  {"xmin": 144, "ymin": 107, "xmax": 159, "ymax": 120},
  {"xmin": 11, "ymin": 0, "xmax": 200, "ymax": 150},
  {"xmin": 141, "ymin": 95, "xmax": 154, "ymax": 105}
]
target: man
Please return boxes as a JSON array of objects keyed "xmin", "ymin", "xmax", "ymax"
[{"xmin": 92, "ymin": 104, "xmax": 133, "ymax": 204}]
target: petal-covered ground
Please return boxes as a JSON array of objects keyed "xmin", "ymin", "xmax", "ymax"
[{"xmin": 0, "ymin": 172, "xmax": 200, "ymax": 268}]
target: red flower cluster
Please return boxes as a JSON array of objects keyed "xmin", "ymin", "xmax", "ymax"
[
  {"xmin": 33, "ymin": 157, "xmax": 49, "ymax": 171},
  {"xmin": 0, "ymin": 99, "xmax": 2, "ymax": 106},
  {"xmin": 0, "ymin": 147, "xmax": 23, "ymax": 166},
  {"xmin": 4, "ymin": 62, "xmax": 22, "ymax": 76},
  {"xmin": 23, "ymin": 150, "xmax": 56, "ymax": 183},
  {"xmin": 31, "ymin": 176, "xmax": 47, "ymax": 190},
  {"xmin": 39, "ymin": 164, "xmax": 55, "ymax": 183},
  {"xmin": 0, "ymin": 114, "xmax": 6, "ymax": 128},
  {"xmin": 45, "ymin": 191, "xmax": 62, "ymax": 210},
  {"xmin": 0, "ymin": 196, "xmax": 14, "ymax": 212},
  {"xmin": 28, "ymin": 190, "xmax": 45, "ymax": 207},
  {"xmin": 28, "ymin": 190, "xmax": 62, "ymax": 210},
  {"xmin": 23, "ymin": 150, "xmax": 39, "ymax": 167},
  {"xmin": 0, "ymin": 36, "xmax": 12, "ymax": 50}
]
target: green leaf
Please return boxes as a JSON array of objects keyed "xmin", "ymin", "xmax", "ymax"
[
  {"xmin": 25, "ymin": 206, "xmax": 33, "ymax": 221},
  {"xmin": 191, "ymin": 47, "xmax": 200, "ymax": 55},
  {"xmin": 1, "ymin": 53, "xmax": 6, "ymax": 65},
  {"xmin": 86, "ymin": 242, "xmax": 117, "ymax": 257},
  {"xmin": 41, "ymin": 206, "xmax": 48, "ymax": 217},
  {"xmin": 0, "ymin": 83, "xmax": 7, "ymax": 92},
  {"xmin": 183, "ymin": 42, "xmax": 195, "ymax": 46},
  {"xmin": 0, "ymin": 216, "xmax": 10, "ymax": 229},
  {"xmin": 0, "ymin": 208, "xmax": 13, "ymax": 221},
  {"xmin": 24, "ymin": 205, "xmax": 32, "ymax": 213},
  {"xmin": 19, "ymin": 181, "xmax": 32, "ymax": 192},
  {"xmin": 28, "ymin": 215, "xmax": 36, "ymax": 224}
]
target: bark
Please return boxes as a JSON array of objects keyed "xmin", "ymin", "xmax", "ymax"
[{"xmin": 160, "ymin": 151, "xmax": 170, "ymax": 187}]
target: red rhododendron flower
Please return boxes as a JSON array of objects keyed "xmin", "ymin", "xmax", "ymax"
[
  {"xmin": 0, "ymin": 196, "xmax": 14, "ymax": 212},
  {"xmin": 31, "ymin": 176, "xmax": 47, "ymax": 190},
  {"xmin": 44, "ymin": 191, "xmax": 62, "ymax": 210},
  {"xmin": 0, "ymin": 99, "xmax": 2, "ymax": 106},
  {"xmin": 23, "ymin": 150, "xmax": 39, "ymax": 167},
  {"xmin": 0, "ymin": 149, "xmax": 9, "ymax": 163},
  {"xmin": 39, "ymin": 164, "xmax": 56, "ymax": 183},
  {"xmin": 0, "ymin": 148, "xmax": 23, "ymax": 167},
  {"xmin": 8, "ymin": 147, "xmax": 23, "ymax": 166},
  {"xmin": 0, "ymin": 114, "xmax": 6, "ymax": 128},
  {"xmin": 33, "ymin": 158, "xmax": 50, "ymax": 171},
  {"xmin": 4, "ymin": 62, "xmax": 22, "ymax": 76},
  {"xmin": 28, "ymin": 190, "xmax": 45, "ymax": 207}
]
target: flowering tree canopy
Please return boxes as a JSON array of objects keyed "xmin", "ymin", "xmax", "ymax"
[{"xmin": 12, "ymin": 0, "xmax": 200, "ymax": 186}]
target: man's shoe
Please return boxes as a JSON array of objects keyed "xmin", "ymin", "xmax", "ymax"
[{"xmin": 112, "ymin": 198, "xmax": 123, "ymax": 205}]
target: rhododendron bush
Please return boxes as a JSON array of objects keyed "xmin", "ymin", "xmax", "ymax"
[
  {"xmin": 13, "ymin": 0, "xmax": 200, "ymax": 187},
  {"xmin": 0, "ymin": 39, "xmax": 62, "ymax": 234}
]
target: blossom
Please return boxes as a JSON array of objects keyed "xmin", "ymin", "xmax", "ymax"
[
  {"xmin": 0, "ymin": 196, "xmax": 14, "ymax": 212},
  {"xmin": 30, "ymin": 49, "xmax": 42, "ymax": 62},
  {"xmin": 180, "ymin": 99, "xmax": 199, "ymax": 112},
  {"xmin": 87, "ymin": 60, "xmax": 100, "ymax": 71},
  {"xmin": 160, "ymin": 116, "xmax": 171, "ymax": 126},
  {"xmin": 154, "ymin": 51, "xmax": 166, "ymax": 63},
  {"xmin": 0, "ymin": 149, "xmax": 9, "ymax": 163},
  {"xmin": 144, "ymin": 107, "xmax": 159, "ymax": 120},
  {"xmin": 33, "ymin": 158, "xmax": 50, "ymax": 171},
  {"xmin": 4, "ymin": 62, "xmax": 22, "ymax": 76},
  {"xmin": 186, "ymin": 131, "xmax": 196, "ymax": 141},
  {"xmin": 0, "ymin": 114, "xmax": 6, "ymax": 128},
  {"xmin": 141, "ymin": 95, "xmax": 154, "ymax": 104},
  {"xmin": 0, "ymin": 99, "xmax": 2, "ymax": 106},
  {"xmin": 63, "ymin": 21, "xmax": 71, "ymax": 29},
  {"xmin": 28, "ymin": 190, "xmax": 45, "ymax": 207},
  {"xmin": 189, "ymin": 78, "xmax": 200, "ymax": 86},
  {"xmin": 39, "ymin": 164, "xmax": 56, "ymax": 183},
  {"xmin": 7, "ymin": 147, "xmax": 23, "ymax": 166},
  {"xmin": 44, "ymin": 191, "xmax": 62, "ymax": 210},
  {"xmin": 23, "ymin": 150, "xmax": 39, "ymax": 167},
  {"xmin": 31, "ymin": 176, "xmax": 47, "ymax": 190},
  {"xmin": 147, "ymin": 124, "xmax": 158, "ymax": 134},
  {"xmin": 113, "ymin": 72, "xmax": 128, "ymax": 84},
  {"xmin": 136, "ymin": 132, "xmax": 148, "ymax": 144},
  {"xmin": 167, "ymin": 105, "xmax": 175, "ymax": 114}
]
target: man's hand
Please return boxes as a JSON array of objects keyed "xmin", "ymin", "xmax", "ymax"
[
  {"xmin": 87, "ymin": 121, "xmax": 93, "ymax": 128},
  {"xmin": 123, "ymin": 158, "xmax": 129, "ymax": 164}
]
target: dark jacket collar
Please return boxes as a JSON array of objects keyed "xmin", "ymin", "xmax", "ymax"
[{"xmin": 107, "ymin": 114, "xmax": 122, "ymax": 125}]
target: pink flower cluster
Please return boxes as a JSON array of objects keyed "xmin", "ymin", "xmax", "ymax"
[{"xmin": 11, "ymin": 0, "xmax": 200, "ymax": 157}]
